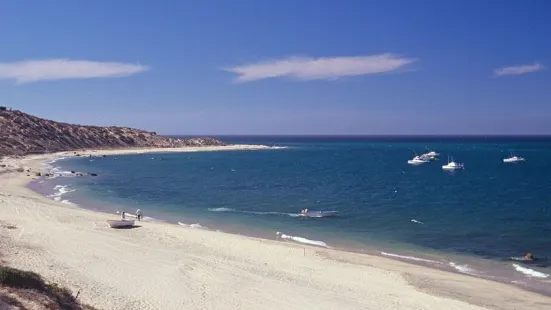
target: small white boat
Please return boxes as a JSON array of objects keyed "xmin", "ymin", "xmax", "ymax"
[
  {"xmin": 503, "ymin": 153, "xmax": 525, "ymax": 163},
  {"xmin": 408, "ymin": 150, "xmax": 429, "ymax": 165},
  {"xmin": 106, "ymin": 220, "xmax": 135, "ymax": 228},
  {"xmin": 442, "ymin": 156, "xmax": 464, "ymax": 171},
  {"xmin": 421, "ymin": 148, "xmax": 440, "ymax": 160},
  {"xmin": 408, "ymin": 155, "xmax": 428, "ymax": 165}
]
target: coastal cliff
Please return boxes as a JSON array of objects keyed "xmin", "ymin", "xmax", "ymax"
[{"xmin": 0, "ymin": 108, "xmax": 224, "ymax": 156}]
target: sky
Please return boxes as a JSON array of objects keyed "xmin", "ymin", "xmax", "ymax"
[{"xmin": 1, "ymin": 0, "xmax": 550, "ymax": 135}]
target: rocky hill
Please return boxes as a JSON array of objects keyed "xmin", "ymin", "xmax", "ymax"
[{"xmin": 0, "ymin": 108, "xmax": 225, "ymax": 156}]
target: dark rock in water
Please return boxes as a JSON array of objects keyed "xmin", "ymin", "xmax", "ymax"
[
  {"xmin": 45, "ymin": 173, "xmax": 50, "ymax": 177},
  {"xmin": 0, "ymin": 164, "xmax": 6, "ymax": 168},
  {"xmin": 0, "ymin": 109, "xmax": 226, "ymax": 156},
  {"xmin": 75, "ymin": 154, "xmax": 81, "ymax": 157},
  {"xmin": 35, "ymin": 172, "xmax": 41, "ymax": 177},
  {"xmin": 102, "ymin": 155, "xmax": 107, "ymax": 158},
  {"xmin": 90, "ymin": 173, "xmax": 98, "ymax": 176},
  {"xmin": 71, "ymin": 171, "xmax": 75, "ymax": 174},
  {"xmin": 76, "ymin": 173, "xmax": 84, "ymax": 176}
]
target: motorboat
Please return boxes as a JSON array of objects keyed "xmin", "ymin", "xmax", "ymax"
[
  {"xmin": 300, "ymin": 210, "xmax": 339, "ymax": 218},
  {"xmin": 442, "ymin": 156, "xmax": 464, "ymax": 171},
  {"xmin": 421, "ymin": 151, "xmax": 439, "ymax": 161},
  {"xmin": 503, "ymin": 153, "xmax": 525, "ymax": 163},
  {"xmin": 408, "ymin": 155, "xmax": 428, "ymax": 165},
  {"xmin": 106, "ymin": 219, "xmax": 135, "ymax": 228}
]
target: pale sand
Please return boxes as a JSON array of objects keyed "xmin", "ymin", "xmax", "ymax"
[{"xmin": 1, "ymin": 147, "xmax": 550, "ymax": 310}]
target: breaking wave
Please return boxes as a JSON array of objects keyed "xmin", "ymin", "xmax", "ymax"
[
  {"xmin": 208, "ymin": 207, "xmax": 300, "ymax": 217},
  {"xmin": 276, "ymin": 231, "xmax": 328, "ymax": 248},
  {"xmin": 178, "ymin": 222, "xmax": 207, "ymax": 229},
  {"xmin": 47, "ymin": 185, "xmax": 75, "ymax": 202},
  {"xmin": 381, "ymin": 252, "xmax": 443, "ymax": 264},
  {"xmin": 449, "ymin": 262, "xmax": 478, "ymax": 275},
  {"xmin": 513, "ymin": 264, "xmax": 550, "ymax": 278}
]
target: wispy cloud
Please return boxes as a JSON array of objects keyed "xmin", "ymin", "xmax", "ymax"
[
  {"xmin": 224, "ymin": 53, "xmax": 416, "ymax": 82},
  {"xmin": 493, "ymin": 62, "xmax": 545, "ymax": 77},
  {"xmin": 0, "ymin": 59, "xmax": 149, "ymax": 84}
]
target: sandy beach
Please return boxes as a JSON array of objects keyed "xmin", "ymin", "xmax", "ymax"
[{"xmin": 1, "ymin": 146, "xmax": 551, "ymax": 310}]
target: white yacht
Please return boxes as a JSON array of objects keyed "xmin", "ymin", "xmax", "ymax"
[
  {"xmin": 408, "ymin": 155, "xmax": 428, "ymax": 165},
  {"xmin": 418, "ymin": 148, "xmax": 439, "ymax": 161},
  {"xmin": 503, "ymin": 153, "xmax": 525, "ymax": 163},
  {"xmin": 442, "ymin": 156, "xmax": 464, "ymax": 170}
]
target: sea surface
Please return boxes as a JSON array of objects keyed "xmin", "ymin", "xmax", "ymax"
[{"xmin": 32, "ymin": 136, "xmax": 551, "ymax": 295}]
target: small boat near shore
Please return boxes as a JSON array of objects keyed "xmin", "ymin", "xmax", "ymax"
[
  {"xmin": 300, "ymin": 210, "xmax": 339, "ymax": 218},
  {"xmin": 106, "ymin": 219, "xmax": 135, "ymax": 228}
]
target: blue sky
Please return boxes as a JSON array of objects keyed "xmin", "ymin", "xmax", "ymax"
[{"xmin": 1, "ymin": 0, "xmax": 550, "ymax": 135}]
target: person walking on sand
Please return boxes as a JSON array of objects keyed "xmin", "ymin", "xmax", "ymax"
[
  {"xmin": 121, "ymin": 211, "xmax": 126, "ymax": 220},
  {"xmin": 136, "ymin": 209, "xmax": 142, "ymax": 221}
]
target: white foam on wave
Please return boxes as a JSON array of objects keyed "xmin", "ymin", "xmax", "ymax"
[
  {"xmin": 45, "ymin": 157, "xmax": 66, "ymax": 165},
  {"xmin": 411, "ymin": 219, "xmax": 424, "ymax": 224},
  {"xmin": 47, "ymin": 185, "xmax": 76, "ymax": 202},
  {"xmin": 47, "ymin": 167, "xmax": 74, "ymax": 179},
  {"xmin": 208, "ymin": 207, "xmax": 300, "ymax": 217},
  {"xmin": 178, "ymin": 222, "xmax": 206, "ymax": 229},
  {"xmin": 269, "ymin": 146, "xmax": 289, "ymax": 150},
  {"xmin": 276, "ymin": 231, "xmax": 328, "ymax": 248},
  {"xmin": 208, "ymin": 207, "xmax": 235, "ymax": 212},
  {"xmin": 60, "ymin": 199, "xmax": 75, "ymax": 206},
  {"xmin": 381, "ymin": 252, "xmax": 443, "ymax": 265},
  {"xmin": 513, "ymin": 264, "xmax": 550, "ymax": 278},
  {"xmin": 449, "ymin": 262, "xmax": 478, "ymax": 275},
  {"xmin": 243, "ymin": 210, "xmax": 301, "ymax": 217}
]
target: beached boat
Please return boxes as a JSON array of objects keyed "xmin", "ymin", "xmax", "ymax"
[
  {"xmin": 503, "ymin": 153, "xmax": 525, "ymax": 163},
  {"xmin": 106, "ymin": 220, "xmax": 135, "ymax": 228},
  {"xmin": 442, "ymin": 156, "xmax": 464, "ymax": 171},
  {"xmin": 301, "ymin": 210, "xmax": 339, "ymax": 218}
]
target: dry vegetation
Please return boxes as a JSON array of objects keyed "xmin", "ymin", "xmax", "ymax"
[{"xmin": 0, "ymin": 265, "xmax": 99, "ymax": 310}]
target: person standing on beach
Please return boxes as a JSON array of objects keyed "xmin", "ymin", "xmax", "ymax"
[
  {"xmin": 121, "ymin": 211, "xmax": 126, "ymax": 220},
  {"xmin": 136, "ymin": 209, "xmax": 142, "ymax": 221}
]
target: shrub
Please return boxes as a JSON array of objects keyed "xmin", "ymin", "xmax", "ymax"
[
  {"xmin": 0, "ymin": 266, "xmax": 99, "ymax": 310},
  {"xmin": 0, "ymin": 266, "xmax": 45, "ymax": 290}
]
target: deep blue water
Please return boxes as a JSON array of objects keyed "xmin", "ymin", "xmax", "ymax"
[{"xmin": 36, "ymin": 136, "xmax": 551, "ymax": 291}]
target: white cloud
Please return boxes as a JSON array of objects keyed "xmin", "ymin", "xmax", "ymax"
[
  {"xmin": 224, "ymin": 53, "xmax": 416, "ymax": 82},
  {"xmin": 0, "ymin": 59, "xmax": 149, "ymax": 84},
  {"xmin": 494, "ymin": 62, "xmax": 544, "ymax": 77}
]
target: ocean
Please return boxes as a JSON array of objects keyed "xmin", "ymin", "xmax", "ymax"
[{"xmin": 31, "ymin": 136, "xmax": 551, "ymax": 295}]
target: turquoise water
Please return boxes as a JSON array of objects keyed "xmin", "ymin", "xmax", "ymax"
[{"xmin": 34, "ymin": 136, "xmax": 551, "ymax": 294}]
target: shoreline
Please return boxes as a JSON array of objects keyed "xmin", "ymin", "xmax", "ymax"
[{"xmin": 1, "ymin": 146, "xmax": 551, "ymax": 309}]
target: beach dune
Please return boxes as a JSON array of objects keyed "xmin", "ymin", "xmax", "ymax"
[{"xmin": 1, "ymin": 149, "xmax": 550, "ymax": 309}]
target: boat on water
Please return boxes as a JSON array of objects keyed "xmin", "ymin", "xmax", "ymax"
[
  {"xmin": 421, "ymin": 148, "xmax": 440, "ymax": 160},
  {"xmin": 503, "ymin": 153, "xmax": 525, "ymax": 163},
  {"xmin": 106, "ymin": 219, "xmax": 135, "ymax": 228},
  {"xmin": 442, "ymin": 156, "xmax": 464, "ymax": 171},
  {"xmin": 300, "ymin": 210, "xmax": 339, "ymax": 218},
  {"xmin": 425, "ymin": 150, "xmax": 439, "ymax": 157},
  {"xmin": 407, "ymin": 151, "xmax": 429, "ymax": 165},
  {"xmin": 408, "ymin": 156, "xmax": 428, "ymax": 165}
]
